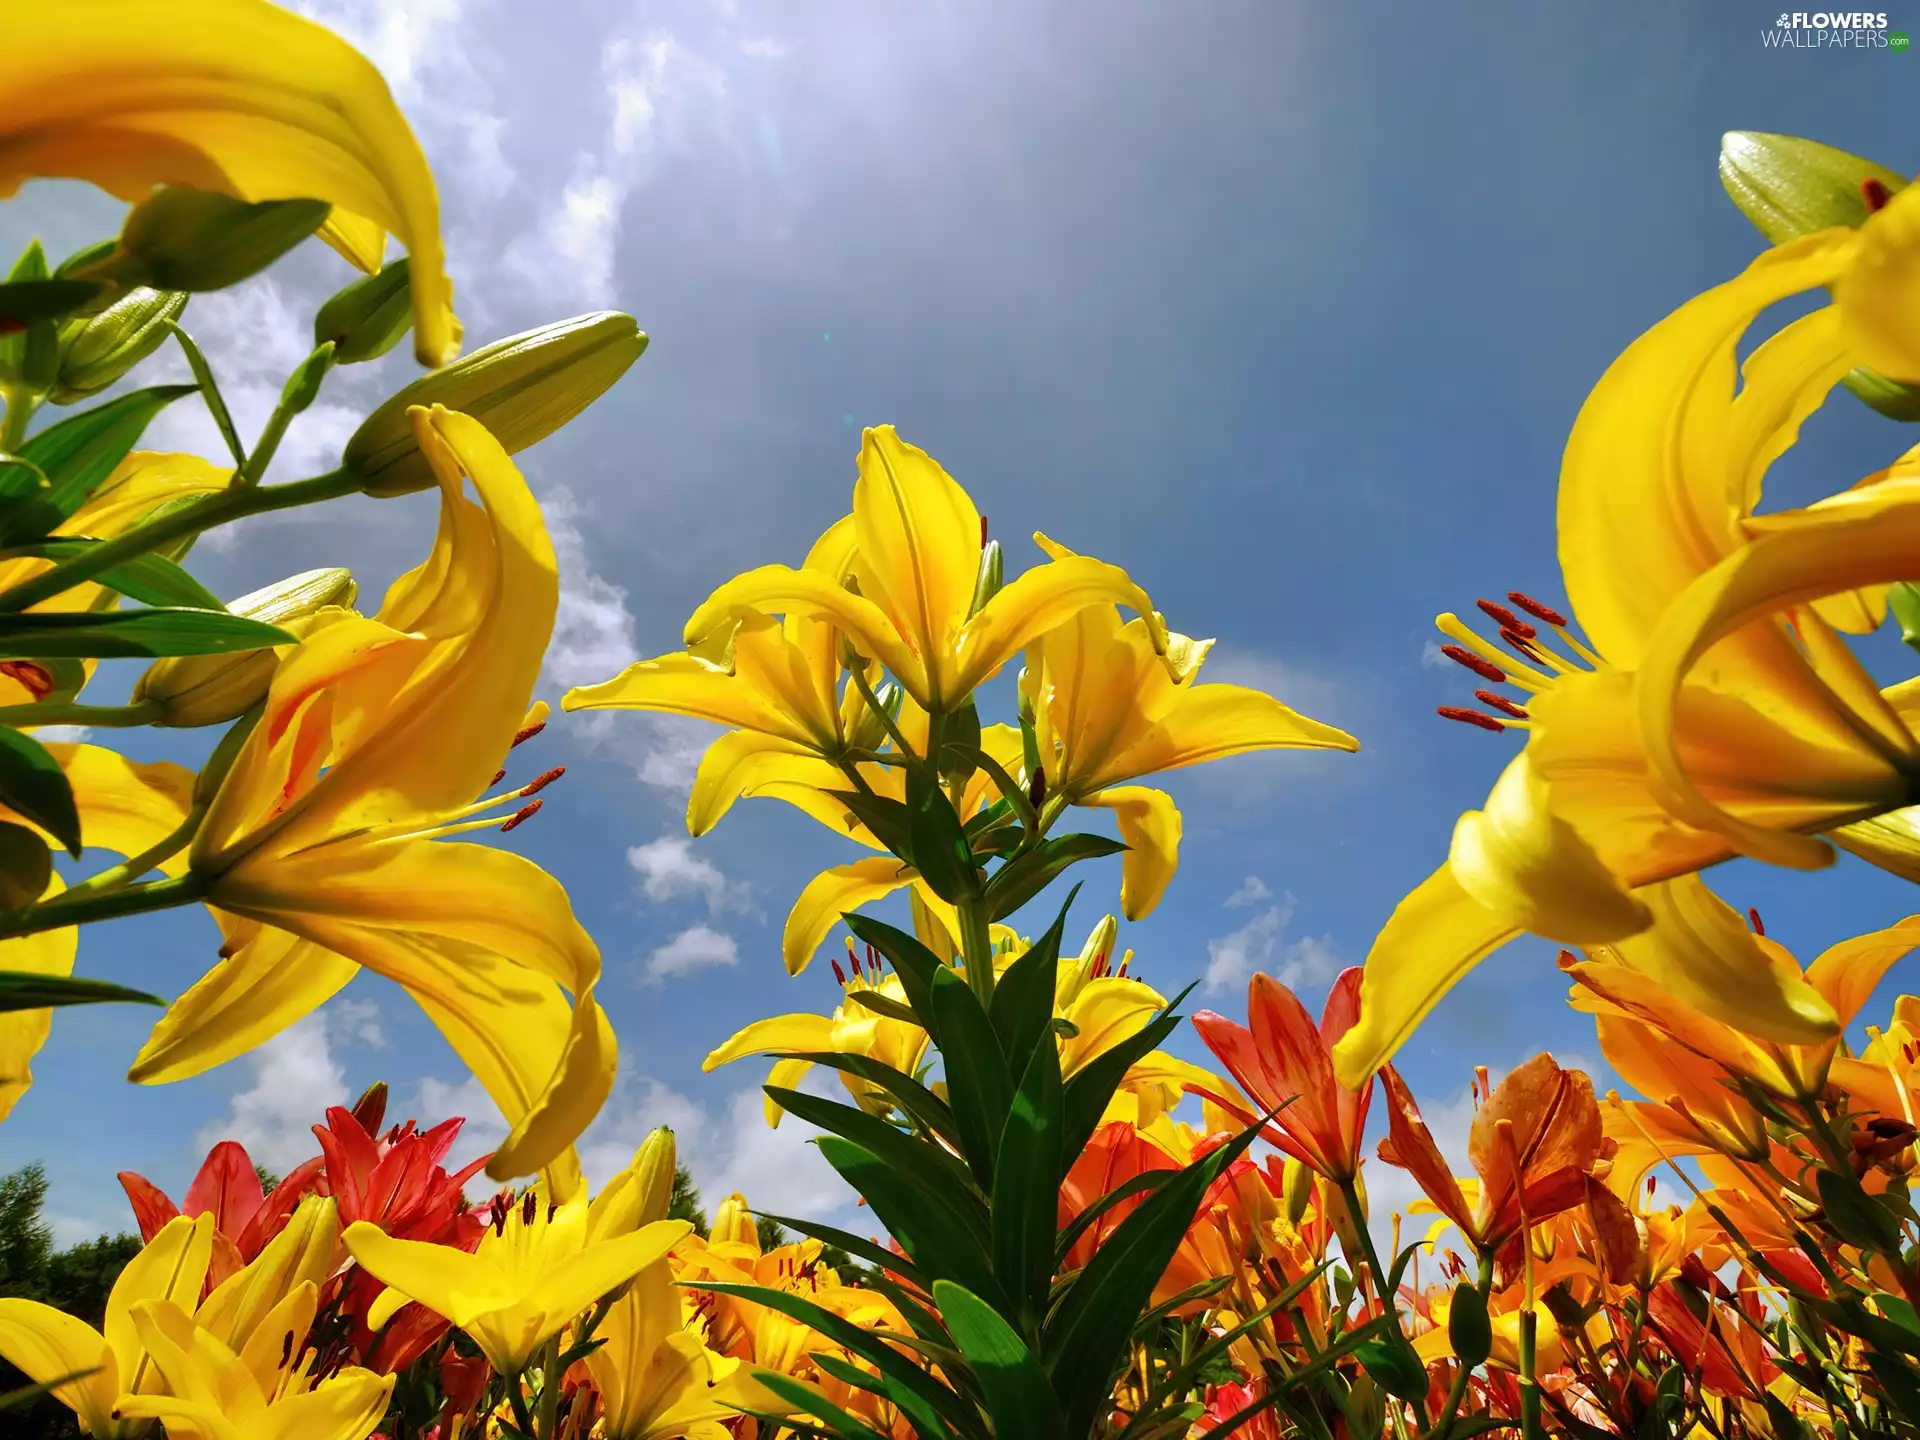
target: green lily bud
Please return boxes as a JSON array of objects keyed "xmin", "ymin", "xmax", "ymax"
[
  {"xmin": 1720, "ymin": 131, "xmax": 1907, "ymax": 243},
  {"xmin": 315, "ymin": 257, "xmax": 413, "ymax": 364},
  {"xmin": 67, "ymin": 189, "xmax": 331, "ymax": 295},
  {"xmin": 0, "ymin": 821, "xmax": 51, "ymax": 911},
  {"xmin": 1281, "ymin": 1157, "xmax": 1314, "ymax": 1226},
  {"xmin": 133, "ymin": 567, "xmax": 356, "ymax": 727},
  {"xmin": 967, "ymin": 538, "xmax": 1003, "ymax": 618},
  {"xmin": 631, "ymin": 1127, "xmax": 677, "ymax": 1227},
  {"xmin": 1720, "ymin": 132, "xmax": 1920, "ymax": 421},
  {"xmin": 342, "ymin": 312, "xmax": 648, "ymax": 496},
  {"xmin": 279, "ymin": 342, "xmax": 336, "ymax": 416},
  {"xmin": 1890, "ymin": 582, "xmax": 1920, "ymax": 654},
  {"xmin": 847, "ymin": 679, "xmax": 902, "ymax": 754},
  {"xmin": 50, "ymin": 287, "xmax": 187, "ymax": 403}
]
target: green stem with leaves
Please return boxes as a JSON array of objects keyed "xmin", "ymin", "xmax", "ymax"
[
  {"xmin": 0, "ymin": 468, "xmax": 360, "ymax": 613},
  {"xmin": 0, "ymin": 389, "xmax": 32, "ymax": 454},
  {"xmin": 1430, "ymin": 1251, "xmax": 1496, "ymax": 1440},
  {"xmin": 0, "ymin": 871, "xmax": 208, "ymax": 941},
  {"xmin": 957, "ymin": 899, "xmax": 995, "ymax": 1008},
  {"xmin": 0, "ymin": 700, "xmax": 163, "ymax": 729}
]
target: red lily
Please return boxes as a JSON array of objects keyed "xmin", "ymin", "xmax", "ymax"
[
  {"xmin": 118, "ymin": 1140, "xmax": 325, "ymax": 1293},
  {"xmin": 1191, "ymin": 968, "xmax": 1374, "ymax": 1182}
]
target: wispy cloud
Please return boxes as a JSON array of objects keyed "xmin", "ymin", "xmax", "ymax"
[
  {"xmin": 1204, "ymin": 879, "xmax": 1342, "ymax": 995},
  {"xmin": 628, "ymin": 835, "xmax": 750, "ymax": 914},
  {"xmin": 195, "ymin": 998, "xmax": 385, "ymax": 1173}
]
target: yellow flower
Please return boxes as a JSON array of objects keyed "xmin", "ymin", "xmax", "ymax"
[
  {"xmin": 1332, "ymin": 217, "xmax": 1920, "ymax": 1087},
  {"xmin": 678, "ymin": 426, "xmax": 1168, "ymax": 714},
  {"xmin": 343, "ymin": 1197, "xmax": 690, "ymax": 1375},
  {"xmin": 113, "ymin": 1290, "xmax": 392, "ymax": 1440},
  {"xmin": 0, "ymin": 1213, "xmax": 213, "ymax": 1439},
  {"xmin": 584, "ymin": 1255, "xmax": 767, "ymax": 1440},
  {"xmin": 1018, "ymin": 542, "xmax": 1356, "ymax": 918},
  {"xmin": 126, "ymin": 407, "xmax": 609, "ymax": 1187},
  {"xmin": 707, "ymin": 915, "xmax": 1217, "ymax": 1128},
  {"xmin": 1, "ymin": 0, "xmax": 460, "ymax": 364},
  {"xmin": 0, "ymin": 745, "xmax": 197, "ymax": 1120},
  {"xmin": 1831, "ymin": 995, "xmax": 1920, "ymax": 1123},
  {"xmin": 1566, "ymin": 880, "xmax": 1920, "ymax": 1113}
]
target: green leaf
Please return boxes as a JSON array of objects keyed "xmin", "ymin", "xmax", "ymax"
[
  {"xmin": 815, "ymin": 1137, "xmax": 1012, "ymax": 1319},
  {"xmin": 844, "ymin": 913, "xmax": 946, "ymax": 1031},
  {"xmin": 751, "ymin": 1210, "xmax": 929, "ymax": 1288},
  {"xmin": 0, "ymin": 608, "xmax": 291, "ymax": 659},
  {"xmin": 1448, "ymin": 1280, "xmax": 1493, "ymax": 1370},
  {"xmin": 934, "ymin": 1280, "xmax": 1067, "ymax": 1440},
  {"xmin": 992, "ymin": 1034, "xmax": 1064, "ymax": 1329},
  {"xmin": 0, "ymin": 822, "xmax": 50, "ymax": 910},
  {"xmin": 0, "ymin": 1367, "xmax": 102, "ymax": 1412},
  {"xmin": 938, "ymin": 699, "xmax": 983, "ymax": 792},
  {"xmin": 0, "ymin": 971, "xmax": 164, "ymax": 1012},
  {"xmin": 825, "ymin": 789, "xmax": 916, "ymax": 859},
  {"xmin": 988, "ymin": 888, "xmax": 1075, "ymax": 1076},
  {"xmin": 0, "ymin": 280, "xmax": 104, "ymax": 326},
  {"xmin": 774, "ymin": 1050, "xmax": 960, "ymax": 1149},
  {"xmin": 1869, "ymin": 1351, "xmax": 1920, "ymax": 1426},
  {"xmin": 908, "ymin": 774, "xmax": 982, "ymax": 903},
  {"xmin": 2, "ymin": 538, "xmax": 225, "ymax": 609},
  {"xmin": 1356, "ymin": 1335, "xmax": 1430, "ymax": 1402},
  {"xmin": 846, "ymin": 986, "xmax": 921, "ymax": 1025},
  {"xmin": 763, "ymin": 1086, "xmax": 985, "ymax": 1234},
  {"xmin": 963, "ymin": 797, "xmax": 1015, "ymax": 840},
  {"xmin": 809, "ymin": 1351, "xmax": 960, "ymax": 1440},
  {"xmin": 750, "ymin": 1369, "xmax": 891, "ymax": 1440},
  {"xmin": 983, "ymin": 833, "xmax": 1126, "ymax": 922},
  {"xmin": 1043, "ymin": 1119, "xmax": 1265, "ymax": 1437},
  {"xmin": 693, "ymin": 1277, "xmax": 985, "ymax": 1440},
  {"xmin": 929, "ymin": 965, "xmax": 1014, "ymax": 1186},
  {"xmin": 0, "ymin": 725, "xmax": 79, "ymax": 857},
  {"xmin": 1816, "ymin": 1167, "xmax": 1904, "ymax": 1253},
  {"xmin": 4, "ymin": 384, "xmax": 198, "ymax": 543}
]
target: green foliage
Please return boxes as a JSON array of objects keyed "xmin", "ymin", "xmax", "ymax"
[{"xmin": 669, "ymin": 1162, "xmax": 709, "ymax": 1238}]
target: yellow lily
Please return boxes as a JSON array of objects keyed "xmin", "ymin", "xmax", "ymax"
[
  {"xmin": 584, "ymin": 1254, "xmax": 770, "ymax": 1440},
  {"xmin": 1017, "ymin": 545, "xmax": 1356, "ymax": 917},
  {"xmin": 127, "ymin": 407, "xmax": 610, "ymax": 1187},
  {"xmin": 1332, "ymin": 209, "xmax": 1920, "ymax": 1088},
  {"xmin": 679, "ymin": 425, "xmax": 1168, "ymax": 714},
  {"xmin": 1, "ymin": 0, "xmax": 459, "ymax": 364},
  {"xmin": 0, "ymin": 1213, "xmax": 212, "ymax": 1438},
  {"xmin": 1831, "ymin": 995, "xmax": 1920, "ymax": 1123},
  {"xmin": 112, "ymin": 1290, "xmax": 392, "ymax": 1440},
  {"xmin": 343, "ymin": 1196, "xmax": 690, "ymax": 1375},
  {"xmin": 708, "ymin": 915, "xmax": 1218, "ymax": 1128},
  {"xmin": 1566, "ymin": 880, "xmax": 1920, "ymax": 1110},
  {"xmin": 0, "ymin": 744, "xmax": 197, "ymax": 1120}
]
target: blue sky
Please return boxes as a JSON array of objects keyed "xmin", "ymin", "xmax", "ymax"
[{"xmin": 4, "ymin": 0, "xmax": 1918, "ymax": 1239}]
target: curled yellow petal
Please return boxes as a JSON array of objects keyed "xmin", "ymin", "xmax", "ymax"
[
  {"xmin": 1083, "ymin": 785, "xmax": 1181, "ymax": 921},
  {"xmin": 781, "ymin": 858, "xmax": 919, "ymax": 975}
]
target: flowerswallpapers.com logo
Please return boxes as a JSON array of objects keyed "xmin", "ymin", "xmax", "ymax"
[{"xmin": 1765, "ymin": 10, "xmax": 1910, "ymax": 46}]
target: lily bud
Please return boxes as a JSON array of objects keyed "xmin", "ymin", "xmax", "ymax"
[
  {"xmin": 0, "ymin": 821, "xmax": 51, "ymax": 911},
  {"xmin": 630, "ymin": 1127, "xmax": 677, "ymax": 1227},
  {"xmin": 342, "ymin": 312, "xmax": 647, "ymax": 496},
  {"xmin": 279, "ymin": 342, "xmax": 336, "ymax": 416},
  {"xmin": 1893, "ymin": 583, "xmax": 1920, "ymax": 655},
  {"xmin": 1326, "ymin": 1169, "xmax": 1368, "ymax": 1260},
  {"xmin": 350, "ymin": 1081, "xmax": 389, "ymax": 1137},
  {"xmin": 314, "ymin": 257, "xmax": 413, "ymax": 364},
  {"xmin": 847, "ymin": 680, "xmax": 902, "ymax": 754},
  {"xmin": 66, "ymin": 189, "xmax": 331, "ymax": 295},
  {"xmin": 967, "ymin": 538, "xmax": 1003, "ymax": 618},
  {"xmin": 133, "ymin": 568, "xmax": 356, "ymax": 727},
  {"xmin": 51, "ymin": 287, "xmax": 187, "ymax": 402},
  {"xmin": 1281, "ymin": 1157, "xmax": 1315, "ymax": 1226}
]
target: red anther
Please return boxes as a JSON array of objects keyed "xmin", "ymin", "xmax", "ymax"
[
  {"xmin": 0, "ymin": 661, "xmax": 54, "ymax": 700},
  {"xmin": 511, "ymin": 720, "xmax": 547, "ymax": 747},
  {"xmin": 1747, "ymin": 907, "xmax": 1764, "ymax": 935},
  {"xmin": 490, "ymin": 768, "xmax": 506, "ymax": 786},
  {"xmin": 0, "ymin": 317, "xmax": 22, "ymax": 337},
  {"xmin": 1497, "ymin": 627, "xmax": 1544, "ymax": 661},
  {"xmin": 1555, "ymin": 949, "xmax": 1579, "ymax": 972},
  {"xmin": 980, "ymin": 515, "xmax": 989, "ymax": 547},
  {"xmin": 521, "ymin": 1191, "xmax": 538, "ymax": 1228},
  {"xmin": 1474, "ymin": 689, "xmax": 1528, "ymax": 719},
  {"xmin": 1440, "ymin": 644, "xmax": 1506, "ymax": 682},
  {"xmin": 491, "ymin": 1195, "xmax": 509, "ymax": 1236},
  {"xmin": 831, "ymin": 959, "xmax": 847, "ymax": 984},
  {"xmin": 1437, "ymin": 705, "xmax": 1505, "ymax": 733},
  {"xmin": 499, "ymin": 799, "xmax": 543, "ymax": 833},
  {"xmin": 1476, "ymin": 599, "xmax": 1534, "ymax": 638},
  {"xmin": 1116, "ymin": 959, "xmax": 1130, "ymax": 978},
  {"xmin": 522, "ymin": 766, "xmax": 566, "ymax": 796},
  {"xmin": 1864, "ymin": 177, "xmax": 1894, "ymax": 213},
  {"xmin": 217, "ymin": 938, "xmax": 241, "ymax": 959},
  {"xmin": 1647, "ymin": 1175, "xmax": 1657, "ymax": 1198},
  {"xmin": 1028, "ymin": 763, "xmax": 1047, "ymax": 807},
  {"xmin": 1506, "ymin": 592, "xmax": 1569, "ymax": 628},
  {"xmin": 280, "ymin": 1330, "xmax": 295, "ymax": 1367}
]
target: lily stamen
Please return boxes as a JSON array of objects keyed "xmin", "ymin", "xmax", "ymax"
[
  {"xmin": 1475, "ymin": 690, "xmax": 1529, "ymax": 719},
  {"xmin": 1440, "ymin": 644, "xmax": 1506, "ymax": 682},
  {"xmin": 499, "ymin": 800, "xmax": 542, "ymax": 833},
  {"xmin": 1477, "ymin": 598, "xmax": 1536, "ymax": 640},
  {"xmin": 1437, "ymin": 705, "xmax": 1509, "ymax": 733},
  {"xmin": 512, "ymin": 720, "xmax": 547, "ymax": 747}
]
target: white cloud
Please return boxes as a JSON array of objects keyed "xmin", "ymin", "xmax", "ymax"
[
  {"xmin": 29, "ymin": 725, "xmax": 90, "ymax": 744},
  {"xmin": 1421, "ymin": 639, "xmax": 1450, "ymax": 669},
  {"xmin": 1224, "ymin": 876, "xmax": 1271, "ymax": 909},
  {"xmin": 541, "ymin": 486, "xmax": 639, "ymax": 687},
  {"xmin": 628, "ymin": 835, "xmax": 749, "ymax": 914},
  {"xmin": 1200, "ymin": 648, "xmax": 1345, "ymax": 724},
  {"xmin": 644, "ymin": 923, "xmax": 740, "ymax": 983},
  {"xmin": 195, "ymin": 998, "xmax": 383, "ymax": 1173},
  {"xmin": 1203, "ymin": 882, "xmax": 1341, "ymax": 995}
]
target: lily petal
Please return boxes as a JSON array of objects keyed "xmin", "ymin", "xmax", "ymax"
[
  {"xmin": 0, "ymin": 876, "xmax": 76, "ymax": 1120},
  {"xmin": 0, "ymin": 0, "xmax": 460, "ymax": 364},
  {"xmin": 781, "ymin": 858, "xmax": 918, "ymax": 975},
  {"xmin": 1330, "ymin": 866, "xmax": 1522, "ymax": 1088},
  {"xmin": 0, "ymin": 1300, "xmax": 117, "ymax": 1435},
  {"xmin": 1083, "ymin": 785, "xmax": 1180, "ymax": 921},
  {"xmin": 1804, "ymin": 914, "xmax": 1920, "ymax": 1027}
]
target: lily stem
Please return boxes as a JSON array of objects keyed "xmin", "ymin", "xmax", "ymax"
[
  {"xmin": 958, "ymin": 899, "xmax": 994, "ymax": 1007},
  {"xmin": 167, "ymin": 322, "xmax": 246, "ymax": 470},
  {"xmin": 0, "ymin": 700, "xmax": 164, "ymax": 728},
  {"xmin": 0, "ymin": 871, "xmax": 208, "ymax": 940},
  {"xmin": 1337, "ymin": 1174, "xmax": 1429, "ymax": 1434},
  {"xmin": 0, "ymin": 468, "xmax": 360, "ymax": 613},
  {"xmin": 1428, "ymin": 1250, "xmax": 1495, "ymax": 1440},
  {"xmin": 0, "ymin": 389, "xmax": 32, "ymax": 454}
]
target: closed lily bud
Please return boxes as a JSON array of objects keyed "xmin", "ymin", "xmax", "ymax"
[
  {"xmin": 133, "ymin": 568, "xmax": 356, "ymax": 727},
  {"xmin": 630, "ymin": 1127, "xmax": 677, "ymax": 1227},
  {"xmin": 342, "ymin": 312, "xmax": 647, "ymax": 496},
  {"xmin": 1282, "ymin": 1157, "xmax": 1315, "ymax": 1226},
  {"xmin": 315, "ymin": 257, "xmax": 413, "ymax": 364},
  {"xmin": 67, "ymin": 189, "xmax": 331, "ymax": 295},
  {"xmin": 50, "ymin": 286, "xmax": 187, "ymax": 402},
  {"xmin": 967, "ymin": 538, "xmax": 1003, "ymax": 618}
]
